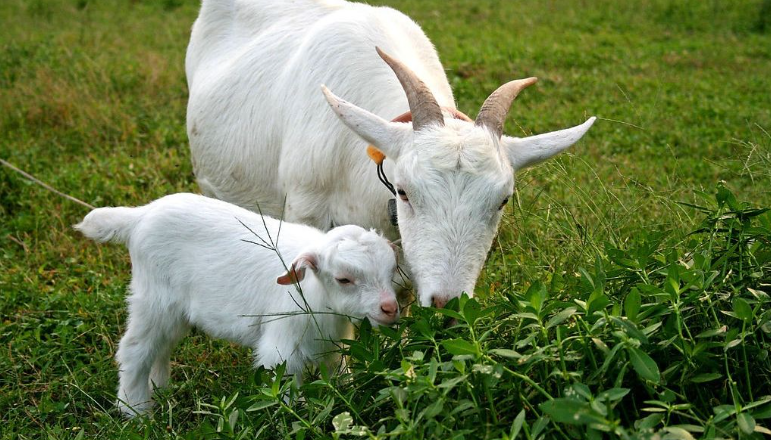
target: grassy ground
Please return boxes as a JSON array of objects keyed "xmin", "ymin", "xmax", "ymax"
[{"xmin": 1, "ymin": 0, "xmax": 770, "ymax": 438}]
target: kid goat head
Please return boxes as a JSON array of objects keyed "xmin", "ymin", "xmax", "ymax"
[
  {"xmin": 277, "ymin": 224, "xmax": 400, "ymax": 326},
  {"xmin": 323, "ymin": 48, "xmax": 595, "ymax": 308}
]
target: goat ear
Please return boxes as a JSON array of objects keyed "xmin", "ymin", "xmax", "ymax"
[
  {"xmin": 321, "ymin": 85, "xmax": 412, "ymax": 160},
  {"xmin": 276, "ymin": 253, "xmax": 318, "ymax": 286},
  {"xmin": 388, "ymin": 241, "xmax": 400, "ymax": 265},
  {"xmin": 502, "ymin": 117, "xmax": 596, "ymax": 171}
]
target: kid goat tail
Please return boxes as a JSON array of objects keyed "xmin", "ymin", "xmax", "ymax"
[{"xmin": 74, "ymin": 206, "xmax": 145, "ymax": 244}]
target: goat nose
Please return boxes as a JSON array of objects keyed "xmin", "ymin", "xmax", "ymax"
[
  {"xmin": 380, "ymin": 299, "xmax": 398, "ymax": 317},
  {"xmin": 432, "ymin": 295, "xmax": 450, "ymax": 309}
]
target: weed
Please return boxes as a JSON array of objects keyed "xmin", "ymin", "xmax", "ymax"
[{"xmin": 210, "ymin": 184, "xmax": 770, "ymax": 439}]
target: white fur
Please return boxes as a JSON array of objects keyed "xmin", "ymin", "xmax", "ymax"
[
  {"xmin": 76, "ymin": 193, "xmax": 399, "ymax": 417},
  {"xmin": 186, "ymin": 0, "xmax": 595, "ymax": 307}
]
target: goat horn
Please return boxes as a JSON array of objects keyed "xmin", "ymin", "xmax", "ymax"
[
  {"xmin": 376, "ymin": 47, "xmax": 444, "ymax": 131},
  {"xmin": 475, "ymin": 77, "xmax": 538, "ymax": 138}
]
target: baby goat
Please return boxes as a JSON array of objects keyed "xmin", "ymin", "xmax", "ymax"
[{"xmin": 76, "ymin": 193, "xmax": 400, "ymax": 417}]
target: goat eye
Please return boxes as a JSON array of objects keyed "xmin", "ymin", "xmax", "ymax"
[
  {"xmin": 335, "ymin": 277, "xmax": 352, "ymax": 285},
  {"xmin": 498, "ymin": 197, "xmax": 510, "ymax": 210},
  {"xmin": 396, "ymin": 188, "xmax": 409, "ymax": 203}
]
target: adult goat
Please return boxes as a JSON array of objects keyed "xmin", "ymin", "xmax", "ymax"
[{"xmin": 186, "ymin": 0, "xmax": 596, "ymax": 307}]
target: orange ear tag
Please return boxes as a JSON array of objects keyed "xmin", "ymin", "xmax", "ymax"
[{"xmin": 367, "ymin": 145, "xmax": 386, "ymax": 165}]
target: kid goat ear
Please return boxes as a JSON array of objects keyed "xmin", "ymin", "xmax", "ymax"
[{"xmin": 276, "ymin": 253, "xmax": 318, "ymax": 285}]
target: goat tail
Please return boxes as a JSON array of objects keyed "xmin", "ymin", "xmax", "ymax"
[{"xmin": 75, "ymin": 206, "xmax": 146, "ymax": 244}]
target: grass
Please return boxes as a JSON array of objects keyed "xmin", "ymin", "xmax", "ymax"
[{"xmin": 1, "ymin": 0, "xmax": 770, "ymax": 438}]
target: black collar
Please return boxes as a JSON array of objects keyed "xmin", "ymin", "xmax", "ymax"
[{"xmin": 376, "ymin": 162, "xmax": 398, "ymax": 227}]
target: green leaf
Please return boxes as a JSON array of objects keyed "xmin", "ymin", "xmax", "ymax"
[
  {"xmin": 489, "ymin": 348, "xmax": 520, "ymax": 359},
  {"xmin": 627, "ymin": 346, "xmax": 660, "ymax": 383},
  {"xmin": 349, "ymin": 345, "xmax": 374, "ymax": 363},
  {"xmin": 540, "ymin": 399, "xmax": 605, "ymax": 425},
  {"xmin": 597, "ymin": 388, "xmax": 630, "ymax": 402},
  {"xmin": 690, "ymin": 373, "xmax": 722, "ymax": 383},
  {"xmin": 748, "ymin": 288, "xmax": 770, "ymax": 301},
  {"xmin": 635, "ymin": 413, "xmax": 664, "ymax": 431},
  {"xmin": 755, "ymin": 425, "xmax": 771, "ymax": 436},
  {"xmin": 716, "ymin": 182, "xmax": 740, "ymax": 210},
  {"xmin": 526, "ymin": 281, "xmax": 548, "ymax": 314},
  {"xmin": 713, "ymin": 405, "xmax": 737, "ymax": 423},
  {"xmin": 737, "ymin": 413, "xmax": 756, "ymax": 435},
  {"xmin": 592, "ymin": 338, "xmax": 609, "ymax": 354},
  {"xmin": 271, "ymin": 363, "xmax": 286, "ymax": 397},
  {"xmin": 724, "ymin": 338, "xmax": 742, "ymax": 351},
  {"xmin": 432, "ymin": 307, "xmax": 464, "ymax": 321},
  {"xmin": 246, "ymin": 399, "xmax": 278, "ymax": 412},
  {"xmin": 662, "ymin": 426, "xmax": 696, "ymax": 440},
  {"xmin": 463, "ymin": 297, "xmax": 482, "ymax": 326},
  {"xmin": 695, "ymin": 326, "xmax": 727, "ymax": 338},
  {"xmin": 670, "ymin": 424, "xmax": 704, "ymax": 433},
  {"xmin": 512, "ymin": 312, "xmax": 540, "ymax": 321},
  {"xmin": 550, "ymin": 272, "xmax": 565, "ymax": 292},
  {"xmin": 610, "ymin": 316, "xmax": 648, "ymax": 343},
  {"xmin": 594, "ymin": 343, "xmax": 623, "ymax": 379},
  {"xmin": 546, "ymin": 307, "xmax": 577, "ymax": 329},
  {"xmin": 665, "ymin": 264, "xmax": 681, "ymax": 298},
  {"xmin": 752, "ymin": 403, "xmax": 771, "ymax": 419},
  {"xmin": 571, "ymin": 383, "xmax": 592, "ymax": 400},
  {"xmin": 442, "ymin": 339, "xmax": 479, "ymax": 357},
  {"xmin": 733, "ymin": 297, "xmax": 753, "ymax": 322},
  {"xmin": 228, "ymin": 409, "xmax": 239, "ymax": 432},
  {"xmin": 472, "ymin": 363, "xmax": 494, "ymax": 375},
  {"xmin": 437, "ymin": 375, "xmax": 468, "ymax": 390},
  {"xmin": 624, "ymin": 289, "xmax": 641, "ymax": 322},
  {"xmin": 223, "ymin": 392, "xmax": 239, "ymax": 411},
  {"xmin": 428, "ymin": 358, "xmax": 439, "ymax": 383},
  {"xmin": 312, "ymin": 398, "xmax": 335, "ymax": 425},
  {"xmin": 589, "ymin": 296, "xmax": 611, "ymax": 316},
  {"xmin": 510, "ymin": 409, "xmax": 526, "ymax": 439},
  {"xmin": 531, "ymin": 416, "xmax": 549, "ymax": 438},
  {"xmin": 591, "ymin": 399, "xmax": 608, "ymax": 417},
  {"xmin": 587, "ymin": 291, "xmax": 610, "ymax": 316},
  {"xmin": 744, "ymin": 396, "xmax": 771, "ymax": 411},
  {"xmin": 422, "ymin": 399, "xmax": 444, "ymax": 419},
  {"xmin": 579, "ymin": 267, "xmax": 595, "ymax": 290},
  {"xmin": 332, "ymin": 412, "xmax": 353, "ymax": 432}
]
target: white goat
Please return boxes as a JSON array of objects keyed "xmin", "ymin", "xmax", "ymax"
[
  {"xmin": 186, "ymin": 0, "xmax": 596, "ymax": 308},
  {"xmin": 75, "ymin": 193, "xmax": 399, "ymax": 417}
]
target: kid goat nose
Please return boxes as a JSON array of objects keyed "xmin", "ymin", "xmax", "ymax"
[
  {"xmin": 380, "ymin": 299, "xmax": 398, "ymax": 317},
  {"xmin": 431, "ymin": 295, "xmax": 450, "ymax": 309}
]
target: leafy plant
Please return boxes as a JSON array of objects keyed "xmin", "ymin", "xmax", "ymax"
[{"xmin": 196, "ymin": 184, "xmax": 770, "ymax": 439}]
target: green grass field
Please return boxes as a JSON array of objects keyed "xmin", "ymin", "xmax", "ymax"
[{"xmin": 1, "ymin": 0, "xmax": 770, "ymax": 438}]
